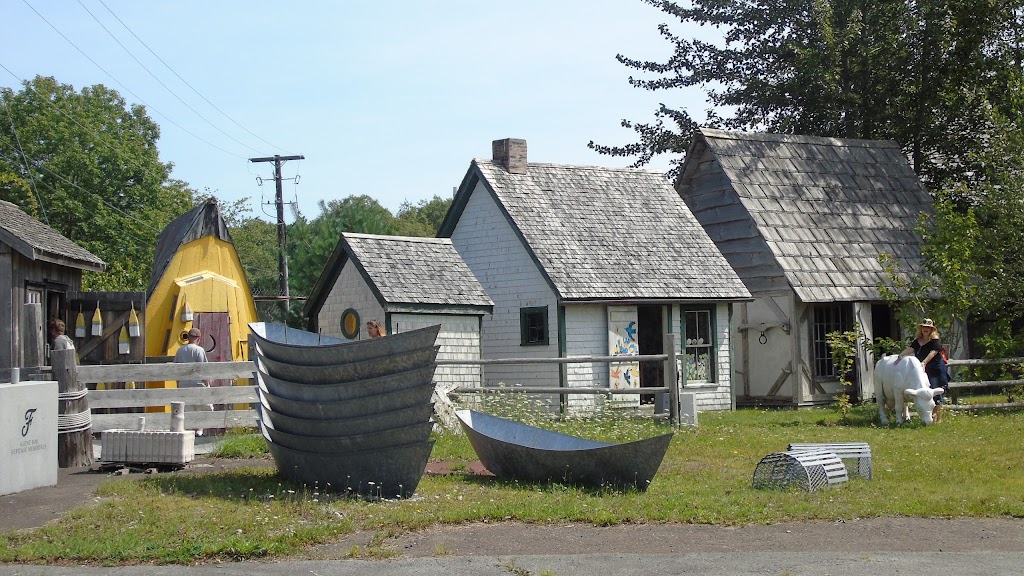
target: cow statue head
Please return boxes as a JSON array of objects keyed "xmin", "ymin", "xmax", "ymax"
[{"xmin": 903, "ymin": 386, "xmax": 944, "ymax": 426}]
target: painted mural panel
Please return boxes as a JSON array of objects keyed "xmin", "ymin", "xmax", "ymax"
[{"xmin": 607, "ymin": 306, "xmax": 639, "ymax": 391}]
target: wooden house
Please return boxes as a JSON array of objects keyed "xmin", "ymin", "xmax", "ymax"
[
  {"xmin": 437, "ymin": 139, "xmax": 751, "ymax": 415},
  {"xmin": 675, "ymin": 129, "xmax": 931, "ymax": 406},
  {"xmin": 304, "ymin": 232, "xmax": 494, "ymax": 410},
  {"xmin": 0, "ymin": 200, "xmax": 106, "ymax": 372},
  {"xmin": 145, "ymin": 198, "xmax": 258, "ymax": 379}
]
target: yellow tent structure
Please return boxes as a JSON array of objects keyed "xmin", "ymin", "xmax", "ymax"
[{"xmin": 146, "ymin": 198, "xmax": 258, "ymax": 395}]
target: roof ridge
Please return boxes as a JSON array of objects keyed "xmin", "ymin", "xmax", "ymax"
[
  {"xmin": 700, "ymin": 128, "xmax": 899, "ymax": 149},
  {"xmin": 475, "ymin": 158, "xmax": 668, "ymax": 176},
  {"xmin": 343, "ymin": 232, "xmax": 450, "ymax": 243}
]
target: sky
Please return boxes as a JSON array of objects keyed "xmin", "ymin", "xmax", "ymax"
[{"xmin": 1, "ymin": 1, "xmax": 718, "ymax": 222}]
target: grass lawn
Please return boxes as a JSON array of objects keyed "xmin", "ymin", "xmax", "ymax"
[{"xmin": 1, "ymin": 404, "xmax": 1021, "ymax": 564}]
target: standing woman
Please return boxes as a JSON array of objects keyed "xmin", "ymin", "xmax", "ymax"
[{"xmin": 898, "ymin": 318, "xmax": 949, "ymax": 417}]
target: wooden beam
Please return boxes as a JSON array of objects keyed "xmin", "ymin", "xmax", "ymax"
[
  {"xmin": 77, "ymin": 361, "xmax": 254, "ymax": 384},
  {"xmin": 89, "ymin": 385, "xmax": 257, "ymax": 409}
]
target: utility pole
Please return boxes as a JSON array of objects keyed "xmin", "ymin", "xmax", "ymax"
[{"xmin": 249, "ymin": 154, "xmax": 304, "ymax": 316}]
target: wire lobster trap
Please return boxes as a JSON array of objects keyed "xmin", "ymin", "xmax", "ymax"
[{"xmin": 752, "ymin": 449, "xmax": 849, "ymax": 492}]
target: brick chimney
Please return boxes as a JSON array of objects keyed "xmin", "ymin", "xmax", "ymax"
[{"xmin": 492, "ymin": 138, "xmax": 527, "ymax": 174}]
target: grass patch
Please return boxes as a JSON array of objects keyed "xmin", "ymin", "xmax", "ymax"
[
  {"xmin": 1, "ymin": 405, "xmax": 1022, "ymax": 564},
  {"xmin": 207, "ymin": 428, "xmax": 269, "ymax": 459}
]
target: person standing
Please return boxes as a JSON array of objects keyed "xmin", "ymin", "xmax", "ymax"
[
  {"xmin": 49, "ymin": 319, "xmax": 75, "ymax": 352},
  {"xmin": 174, "ymin": 327, "xmax": 213, "ymax": 431},
  {"xmin": 366, "ymin": 320, "xmax": 387, "ymax": 338},
  {"xmin": 898, "ymin": 318, "xmax": 948, "ymax": 420}
]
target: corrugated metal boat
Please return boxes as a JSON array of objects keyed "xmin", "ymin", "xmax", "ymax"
[
  {"xmin": 455, "ymin": 409, "xmax": 673, "ymax": 490},
  {"xmin": 257, "ymin": 379, "xmax": 435, "ymax": 419},
  {"xmin": 258, "ymin": 345, "xmax": 440, "ymax": 385},
  {"xmin": 259, "ymin": 418, "xmax": 433, "ymax": 454},
  {"xmin": 249, "ymin": 322, "xmax": 440, "ymax": 366},
  {"xmin": 257, "ymin": 397, "xmax": 436, "ymax": 437},
  {"xmin": 263, "ymin": 429, "xmax": 434, "ymax": 499},
  {"xmin": 256, "ymin": 363, "xmax": 436, "ymax": 403}
]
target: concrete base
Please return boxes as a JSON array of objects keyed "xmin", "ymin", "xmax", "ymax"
[
  {"xmin": 99, "ymin": 430, "xmax": 196, "ymax": 465},
  {"xmin": 0, "ymin": 380, "xmax": 58, "ymax": 495}
]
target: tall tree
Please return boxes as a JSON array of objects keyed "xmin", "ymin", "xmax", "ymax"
[
  {"xmin": 396, "ymin": 195, "xmax": 453, "ymax": 236},
  {"xmin": 592, "ymin": 0, "xmax": 1024, "ymax": 188},
  {"xmin": 0, "ymin": 76, "xmax": 193, "ymax": 290}
]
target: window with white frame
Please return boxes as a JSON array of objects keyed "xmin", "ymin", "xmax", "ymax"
[
  {"xmin": 682, "ymin": 308, "xmax": 714, "ymax": 382},
  {"xmin": 812, "ymin": 304, "xmax": 853, "ymax": 379}
]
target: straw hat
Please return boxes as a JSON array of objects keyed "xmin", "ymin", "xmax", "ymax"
[{"xmin": 917, "ymin": 318, "xmax": 935, "ymax": 329}]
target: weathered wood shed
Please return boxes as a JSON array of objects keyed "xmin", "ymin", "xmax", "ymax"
[
  {"xmin": 676, "ymin": 129, "xmax": 931, "ymax": 406},
  {"xmin": 304, "ymin": 232, "xmax": 494, "ymax": 404},
  {"xmin": 438, "ymin": 139, "xmax": 751, "ymax": 415},
  {"xmin": 0, "ymin": 200, "xmax": 105, "ymax": 372}
]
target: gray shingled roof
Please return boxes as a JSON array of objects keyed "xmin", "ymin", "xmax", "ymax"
[
  {"xmin": 0, "ymin": 200, "xmax": 106, "ymax": 272},
  {"xmin": 472, "ymin": 160, "xmax": 751, "ymax": 301},
  {"xmin": 693, "ymin": 128, "xmax": 930, "ymax": 302},
  {"xmin": 341, "ymin": 233, "xmax": 493, "ymax": 308}
]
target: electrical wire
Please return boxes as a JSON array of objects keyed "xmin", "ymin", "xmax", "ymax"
[
  {"xmin": 0, "ymin": 142, "xmax": 161, "ymax": 235},
  {"xmin": 0, "ymin": 92, "xmax": 48, "ymax": 224},
  {"xmin": 96, "ymin": 0, "xmax": 292, "ymax": 154},
  {"xmin": 76, "ymin": 0, "xmax": 267, "ymax": 157},
  {"xmin": 21, "ymin": 0, "xmax": 249, "ymax": 160}
]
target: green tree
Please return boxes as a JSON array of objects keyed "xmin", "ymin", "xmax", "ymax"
[
  {"xmin": 396, "ymin": 195, "xmax": 452, "ymax": 236},
  {"xmin": 0, "ymin": 76, "xmax": 193, "ymax": 290},
  {"xmin": 592, "ymin": 0, "xmax": 1024, "ymax": 188}
]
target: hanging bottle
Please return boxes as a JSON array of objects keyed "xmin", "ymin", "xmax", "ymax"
[
  {"xmin": 74, "ymin": 305, "xmax": 86, "ymax": 338},
  {"xmin": 91, "ymin": 302, "xmax": 103, "ymax": 336},
  {"xmin": 181, "ymin": 296, "xmax": 193, "ymax": 322},
  {"xmin": 118, "ymin": 325, "xmax": 130, "ymax": 355},
  {"xmin": 128, "ymin": 302, "xmax": 141, "ymax": 337}
]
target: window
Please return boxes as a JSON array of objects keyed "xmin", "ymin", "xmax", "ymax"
[
  {"xmin": 812, "ymin": 304, "xmax": 853, "ymax": 378},
  {"xmin": 340, "ymin": 308, "xmax": 360, "ymax": 339},
  {"xmin": 520, "ymin": 306, "xmax": 548, "ymax": 346},
  {"xmin": 683, "ymin": 308, "xmax": 714, "ymax": 382}
]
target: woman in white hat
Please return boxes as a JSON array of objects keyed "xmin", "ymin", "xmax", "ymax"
[{"xmin": 898, "ymin": 318, "xmax": 949, "ymax": 413}]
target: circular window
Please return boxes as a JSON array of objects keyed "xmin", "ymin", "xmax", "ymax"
[{"xmin": 340, "ymin": 308, "xmax": 360, "ymax": 339}]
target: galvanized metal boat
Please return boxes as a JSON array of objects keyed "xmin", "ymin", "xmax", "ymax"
[
  {"xmin": 257, "ymin": 379, "xmax": 436, "ymax": 420},
  {"xmin": 258, "ymin": 345, "xmax": 440, "ymax": 385},
  {"xmin": 256, "ymin": 363, "xmax": 437, "ymax": 403},
  {"xmin": 259, "ymin": 418, "xmax": 433, "ymax": 454},
  {"xmin": 263, "ymin": 430, "xmax": 434, "ymax": 499},
  {"xmin": 249, "ymin": 322, "xmax": 441, "ymax": 366},
  {"xmin": 455, "ymin": 409, "xmax": 673, "ymax": 490},
  {"xmin": 257, "ymin": 397, "xmax": 436, "ymax": 437}
]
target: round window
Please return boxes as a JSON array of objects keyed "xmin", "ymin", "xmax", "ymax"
[{"xmin": 340, "ymin": 308, "xmax": 360, "ymax": 339}]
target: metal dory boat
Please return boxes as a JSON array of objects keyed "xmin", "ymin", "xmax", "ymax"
[
  {"xmin": 258, "ymin": 346, "xmax": 440, "ymax": 385},
  {"xmin": 257, "ymin": 399, "xmax": 436, "ymax": 437},
  {"xmin": 250, "ymin": 322, "xmax": 441, "ymax": 366},
  {"xmin": 262, "ymin": 427, "xmax": 434, "ymax": 498},
  {"xmin": 257, "ymin": 379, "xmax": 436, "ymax": 420},
  {"xmin": 256, "ymin": 363, "xmax": 437, "ymax": 403},
  {"xmin": 259, "ymin": 417, "xmax": 433, "ymax": 454},
  {"xmin": 455, "ymin": 409, "xmax": 673, "ymax": 490}
]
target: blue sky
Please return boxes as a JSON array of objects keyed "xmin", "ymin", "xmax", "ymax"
[{"xmin": 1, "ymin": 1, "xmax": 717, "ymax": 221}]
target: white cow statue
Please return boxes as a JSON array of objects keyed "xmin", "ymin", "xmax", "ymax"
[{"xmin": 874, "ymin": 355, "xmax": 943, "ymax": 426}]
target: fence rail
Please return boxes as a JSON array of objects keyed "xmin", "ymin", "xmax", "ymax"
[{"xmin": 942, "ymin": 357, "xmax": 1024, "ymax": 411}]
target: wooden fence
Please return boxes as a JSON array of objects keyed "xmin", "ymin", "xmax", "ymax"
[{"xmin": 945, "ymin": 356, "xmax": 1024, "ymax": 411}]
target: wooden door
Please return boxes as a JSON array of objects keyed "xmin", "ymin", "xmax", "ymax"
[{"xmin": 193, "ymin": 312, "xmax": 232, "ymax": 388}]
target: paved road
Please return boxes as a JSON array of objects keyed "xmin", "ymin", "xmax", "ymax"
[{"xmin": 1, "ymin": 552, "xmax": 1023, "ymax": 576}]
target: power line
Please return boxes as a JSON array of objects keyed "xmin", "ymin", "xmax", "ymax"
[
  {"xmin": 21, "ymin": 0, "xmax": 249, "ymax": 160},
  {"xmin": 95, "ymin": 0, "xmax": 292, "ymax": 155},
  {"xmin": 0, "ymin": 91, "xmax": 48, "ymax": 224},
  {"xmin": 0, "ymin": 141, "xmax": 161, "ymax": 235},
  {"xmin": 75, "ymin": 0, "xmax": 267, "ymax": 157},
  {"xmin": 0, "ymin": 61, "xmax": 147, "ymax": 173}
]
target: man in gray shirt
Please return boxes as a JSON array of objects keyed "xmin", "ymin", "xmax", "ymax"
[{"xmin": 174, "ymin": 327, "xmax": 213, "ymax": 431}]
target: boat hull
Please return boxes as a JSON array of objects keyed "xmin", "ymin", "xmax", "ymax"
[
  {"xmin": 256, "ymin": 364, "xmax": 437, "ymax": 403},
  {"xmin": 249, "ymin": 323, "xmax": 441, "ymax": 366},
  {"xmin": 257, "ymin": 399, "xmax": 435, "ymax": 437},
  {"xmin": 456, "ymin": 410, "xmax": 672, "ymax": 490},
  {"xmin": 264, "ymin": 434, "xmax": 434, "ymax": 498},
  {"xmin": 258, "ymin": 379, "xmax": 436, "ymax": 420},
  {"xmin": 258, "ymin": 346, "xmax": 440, "ymax": 384},
  {"xmin": 260, "ymin": 419, "xmax": 433, "ymax": 454}
]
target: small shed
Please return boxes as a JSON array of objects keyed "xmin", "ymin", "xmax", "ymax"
[
  {"xmin": 304, "ymin": 233, "xmax": 493, "ymax": 402},
  {"xmin": 145, "ymin": 198, "xmax": 258, "ymax": 379},
  {"xmin": 676, "ymin": 129, "xmax": 932, "ymax": 406},
  {"xmin": 0, "ymin": 200, "xmax": 105, "ymax": 373}
]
